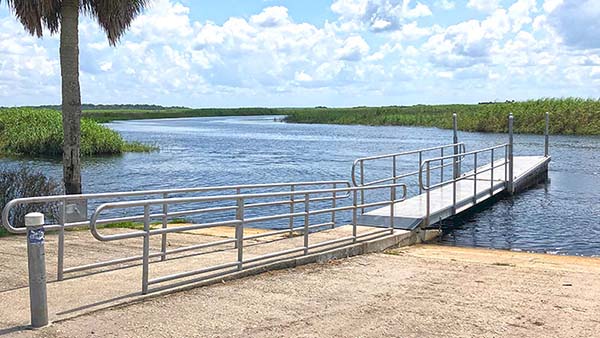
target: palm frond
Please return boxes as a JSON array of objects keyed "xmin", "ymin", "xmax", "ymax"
[
  {"xmin": 81, "ymin": 0, "xmax": 149, "ymax": 45},
  {"xmin": 1, "ymin": 0, "xmax": 61, "ymax": 36}
]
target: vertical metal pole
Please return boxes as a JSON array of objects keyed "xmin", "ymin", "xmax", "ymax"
[
  {"xmin": 453, "ymin": 113, "xmax": 459, "ymax": 179},
  {"xmin": 289, "ymin": 185, "xmax": 295, "ymax": 235},
  {"xmin": 303, "ymin": 193, "xmax": 310, "ymax": 255},
  {"xmin": 418, "ymin": 152, "xmax": 423, "ymax": 194},
  {"xmin": 236, "ymin": 197, "xmax": 244, "ymax": 270},
  {"xmin": 142, "ymin": 205, "xmax": 150, "ymax": 295},
  {"xmin": 26, "ymin": 212, "xmax": 48, "ymax": 328},
  {"xmin": 352, "ymin": 190, "xmax": 358, "ymax": 243},
  {"xmin": 392, "ymin": 155, "xmax": 397, "ymax": 184},
  {"xmin": 473, "ymin": 153, "xmax": 478, "ymax": 204},
  {"xmin": 440, "ymin": 148, "xmax": 444, "ymax": 183},
  {"xmin": 389, "ymin": 186, "xmax": 395, "ymax": 233},
  {"xmin": 360, "ymin": 161, "xmax": 365, "ymax": 214},
  {"xmin": 544, "ymin": 112, "xmax": 549, "ymax": 157},
  {"xmin": 234, "ymin": 187, "xmax": 241, "ymax": 248},
  {"xmin": 331, "ymin": 183, "xmax": 336, "ymax": 228},
  {"xmin": 161, "ymin": 193, "xmax": 168, "ymax": 261},
  {"xmin": 426, "ymin": 162, "xmax": 430, "ymax": 226},
  {"xmin": 490, "ymin": 149, "xmax": 494, "ymax": 196},
  {"xmin": 452, "ymin": 157, "xmax": 457, "ymax": 215},
  {"xmin": 57, "ymin": 199, "xmax": 66, "ymax": 281},
  {"xmin": 508, "ymin": 114, "xmax": 514, "ymax": 194}
]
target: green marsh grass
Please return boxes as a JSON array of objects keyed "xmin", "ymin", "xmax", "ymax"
[
  {"xmin": 0, "ymin": 108, "xmax": 156, "ymax": 157},
  {"xmin": 283, "ymin": 98, "xmax": 600, "ymax": 135}
]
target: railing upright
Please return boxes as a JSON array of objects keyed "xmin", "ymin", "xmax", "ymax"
[
  {"xmin": 289, "ymin": 185, "xmax": 295, "ymax": 235},
  {"xmin": 331, "ymin": 183, "xmax": 337, "ymax": 228},
  {"xmin": 473, "ymin": 153, "xmax": 478, "ymax": 203},
  {"xmin": 425, "ymin": 162, "xmax": 431, "ymax": 226},
  {"xmin": 352, "ymin": 190, "xmax": 358, "ymax": 243},
  {"xmin": 236, "ymin": 197, "xmax": 244, "ymax": 270},
  {"xmin": 142, "ymin": 205, "xmax": 150, "ymax": 295},
  {"xmin": 161, "ymin": 192, "xmax": 168, "ymax": 261},
  {"xmin": 544, "ymin": 112, "xmax": 549, "ymax": 157},
  {"xmin": 303, "ymin": 193, "xmax": 310, "ymax": 255},
  {"xmin": 508, "ymin": 114, "xmax": 514, "ymax": 194},
  {"xmin": 57, "ymin": 199, "xmax": 66, "ymax": 281},
  {"xmin": 490, "ymin": 149, "xmax": 494, "ymax": 196},
  {"xmin": 453, "ymin": 113, "xmax": 460, "ymax": 179}
]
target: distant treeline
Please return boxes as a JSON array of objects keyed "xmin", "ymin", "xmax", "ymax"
[{"xmin": 282, "ymin": 98, "xmax": 600, "ymax": 135}]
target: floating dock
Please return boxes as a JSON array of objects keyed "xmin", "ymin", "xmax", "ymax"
[{"xmin": 358, "ymin": 155, "xmax": 550, "ymax": 230}]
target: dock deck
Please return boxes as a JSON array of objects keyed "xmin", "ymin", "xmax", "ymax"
[{"xmin": 359, "ymin": 156, "xmax": 551, "ymax": 229}]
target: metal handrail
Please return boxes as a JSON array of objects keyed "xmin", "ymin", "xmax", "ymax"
[
  {"xmin": 2, "ymin": 180, "xmax": 350, "ymax": 280},
  {"xmin": 351, "ymin": 142, "xmax": 466, "ymax": 187},
  {"xmin": 418, "ymin": 143, "xmax": 510, "ymax": 191},
  {"xmin": 418, "ymin": 143, "xmax": 510, "ymax": 226},
  {"xmin": 88, "ymin": 183, "xmax": 408, "ymax": 294}
]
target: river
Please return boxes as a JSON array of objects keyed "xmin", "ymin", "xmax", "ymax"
[{"xmin": 1, "ymin": 115, "xmax": 598, "ymax": 256}]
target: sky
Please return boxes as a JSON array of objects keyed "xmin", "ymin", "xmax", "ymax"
[{"xmin": 0, "ymin": 0, "xmax": 599, "ymax": 107}]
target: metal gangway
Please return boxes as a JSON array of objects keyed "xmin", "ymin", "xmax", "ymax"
[{"xmin": 353, "ymin": 113, "xmax": 551, "ymax": 230}]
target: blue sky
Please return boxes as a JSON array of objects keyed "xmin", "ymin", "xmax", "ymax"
[{"xmin": 1, "ymin": 0, "xmax": 599, "ymax": 107}]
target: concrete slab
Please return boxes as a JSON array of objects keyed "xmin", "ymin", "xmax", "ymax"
[{"xmin": 0, "ymin": 224, "xmax": 412, "ymax": 331}]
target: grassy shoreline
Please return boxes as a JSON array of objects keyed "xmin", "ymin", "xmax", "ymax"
[
  {"xmin": 84, "ymin": 107, "xmax": 279, "ymax": 122},
  {"xmin": 0, "ymin": 108, "xmax": 156, "ymax": 157},
  {"xmin": 282, "ymin": 99, "xmax": 600, "ymax": 135}
]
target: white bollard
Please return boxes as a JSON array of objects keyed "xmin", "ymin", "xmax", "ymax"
[{"xmin": 25, "ymin": 212, "xmax": 48, "ymax": 328}]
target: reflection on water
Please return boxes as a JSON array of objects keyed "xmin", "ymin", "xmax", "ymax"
[{"xmin": 1, "ymin": 115, "xmax": 598, "ymax": 256}]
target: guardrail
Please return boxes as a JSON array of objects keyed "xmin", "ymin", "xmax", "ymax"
[
  {"xmin": 2, "ymin": 181, "xmax": 350, "ymax": 280},
  {"xmin": 352, "ymin": 142, "xmax": 466, "ymax": 211},
  {"xmin": 418, "ymin": 143, "xmax": 510, "ymax": 225},
  {"xmin": 89, "ymin": 183, "xmax": 407, "ymax": 294}
]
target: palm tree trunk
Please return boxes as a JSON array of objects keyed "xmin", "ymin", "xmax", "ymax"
[{"xmin": 60, "ymin": 0, "xmax": 82, "ymax": 195}]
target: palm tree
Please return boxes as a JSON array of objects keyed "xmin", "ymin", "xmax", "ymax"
[{"xmin": 2, "ymin": 0, "xmax": 148, "ymax": 194}]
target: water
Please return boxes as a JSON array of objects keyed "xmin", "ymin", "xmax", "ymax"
[{"xmin": 1, "ymin": 116, "xmax": 599, "ymax": 256}]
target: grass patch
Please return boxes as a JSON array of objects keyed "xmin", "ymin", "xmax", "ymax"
[
  {"xmin": 0, "ymin": 108, "xmax": 157, "ymax": 157},
  {"xmin": 283, "ymin": 98, "xmax": 600, "ymax": 135}
]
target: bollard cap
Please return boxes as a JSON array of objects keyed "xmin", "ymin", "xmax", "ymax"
[{"xmin": 25, "ymin": 212, "xmax": 45, "ymax": 227}]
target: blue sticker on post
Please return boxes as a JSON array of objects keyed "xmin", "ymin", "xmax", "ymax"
[{"xmin": 28, "ymin": 228, "xmax": 44, "ymax": 244}]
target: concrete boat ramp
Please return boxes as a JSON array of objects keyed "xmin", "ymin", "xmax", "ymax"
[{"xmin": 1, "ymin": 113, "xmax": 553, "ymax": 330}]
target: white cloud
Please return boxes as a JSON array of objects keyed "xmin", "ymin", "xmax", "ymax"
[
  {"xmin": 331, "ymin": 0, "xmax": 432, "ymax": 32},
  {"xmin": 2, "ymin": 0, "xmax": 600, "ymax": 106},
  {"xmin": 467, "ymin": 0, "xmax": 501, "ymax": 12},
  {"xmin": 435, "ymin": 0, "xmax": 455, "ymax": 10},
  {"xmin": 335, "ymin": 36, "xmax": 370, "ymax": 61},
  {"xmin": 547, "ymin": 0, "xmax": 600, "ymax": 49}
]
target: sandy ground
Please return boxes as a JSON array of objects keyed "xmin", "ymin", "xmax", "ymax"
[{"xmin": 6, "ymin": 244, "xmax": 600, "ymax": 338}]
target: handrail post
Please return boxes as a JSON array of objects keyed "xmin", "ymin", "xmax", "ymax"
[
  {"xmin": 508, "ymin": 114, "xmax": 514, "ymax": 195},
  {"xmin": 360, "ymin": 161, "xmax": 365, "ymax": 213},
  {"xmin": 26, "ymin": 212, "xmax": 48, "ymax": 328},
  {"xmin": 352, "ymin": 190, "xmax": 358, "ymax": 243},
  {"xmin": 161, "ymin": 192, "xmax": 168, "ymax": 261},
  {"xmin": 389, "ymin": 186, "xmax": 395, "ymax": 233},
  {"xmin": 331, "ymin": 183, "xmax": 337, "ymax": 228},
  {"xmin": 289, "ymin": 185, "xmax": 295, "ymax": 236},
  {"xmin": 418, "ymin": 152, "xmax": 423, "ymax": 194},
  {"xmin": 303, "ymin": 193, "xmax": 310, "ymax": 255},
  {"xmin": 453, "ymin": 113, "xmax": 459, "ymax": 179},
  {"xmin": 57, "ymin": 199, "xmax": 66, "ymax": 281},
  {"xmin": 544, "ymin": 112, "xmax": 549, "ymax": 157},
  {"xmin": 425, "ymin": 162, "xmax": 430, "ymax": 226},
  {"xmin": 490, "ymin": 148, "xmax": 494, "ymax": 196},
  {"xmin": 141, "ymin": 205, "xmax": 150, "ymax": 295},
  {"xmin": 452, "ymin": 157, "xmax": 457, "ymax": 215},
  {"xmin": 473, "ymin": 153, "xmax": 478, "ymax": 204},
  {"xmin": 236, "ymin": 197, "xmax": 244, "ymax": 270}
]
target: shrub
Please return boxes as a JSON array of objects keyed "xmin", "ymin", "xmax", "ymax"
[{"xmin": 0, "ymin": 166, "xmax": 62, "ymax": 236}]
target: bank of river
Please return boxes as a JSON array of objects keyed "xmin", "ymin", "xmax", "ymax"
[{"xmin": 0, "ymin": 115, "xmax": 598, "ymax": 256}]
